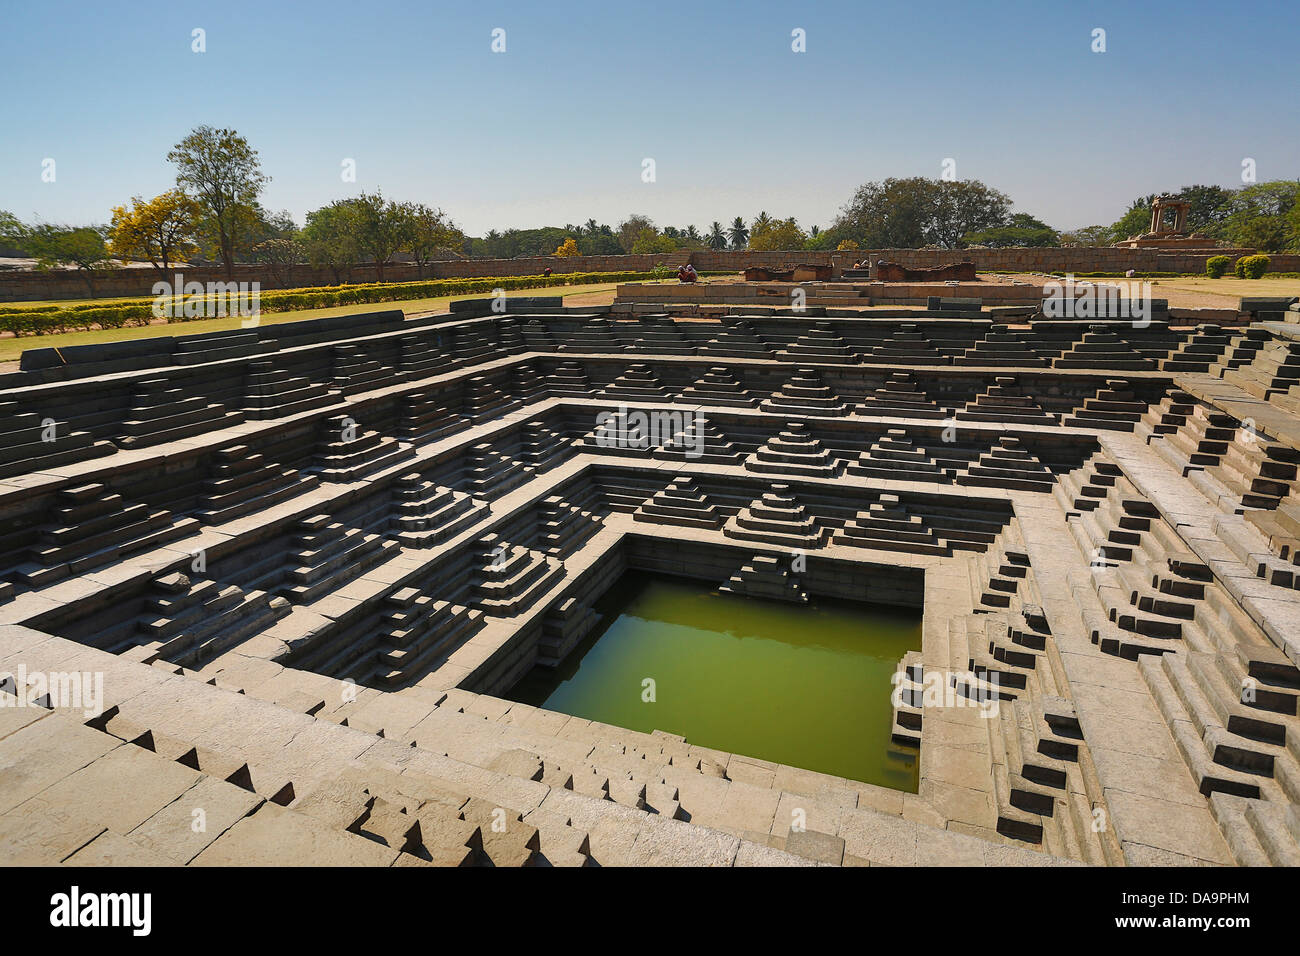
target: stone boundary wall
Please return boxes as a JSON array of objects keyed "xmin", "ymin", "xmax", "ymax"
[{"xmin": 4, "ymin": 247, "xmax": 1298, "ymax": 302}]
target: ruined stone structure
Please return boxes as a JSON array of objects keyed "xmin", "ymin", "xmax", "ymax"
[{"xmin": 2, "ymin": 291, "xmax": 1299, "ymax": 867}]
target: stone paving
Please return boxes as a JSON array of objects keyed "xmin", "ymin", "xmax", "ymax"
[{"xmin": 1, "ymin": 295, "xmax": 1299, "ymax": 866}]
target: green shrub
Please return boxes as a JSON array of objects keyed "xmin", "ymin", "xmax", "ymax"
[
  {"xmin": 1240, "ymin": 254, "xmax": 1270, "ymax": 279},
  {"xmin": 1205, "ymin": 256, "xmax": 1230, "ymax": 278}
]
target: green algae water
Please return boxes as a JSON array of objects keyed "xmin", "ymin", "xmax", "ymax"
[{"xmin": 510, "ymin": 572, "xmax": 921, "ymax": 792}]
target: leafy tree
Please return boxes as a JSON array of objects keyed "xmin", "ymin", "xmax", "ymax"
[
  {"xmin": 107, "ymin": 189, "xmax": 203, "ymax": 270},
  {"xmin": 617, "ymin": 215, "xmax": 656, "ymax": 253},
  {"xmin": 836, "ymin": 239, "xmax": 860, "ymax": 251},
  {"xmin": 25, "ymin": 224, "xmax": 111, "ymax": 294},
  {"xmin": 963, "ymin": 214, "xmax": 1059, "ymax": 248},
  {"xmin": 349, "ymin": 191, "xmax": 409, "ymax": 281},
  {"xmin": 833, "ymin": 177, "xmax": 1010, "ymax": 248},
  {"xmin": 301, "ymin": 201, "xmax": 362, "ymax": 283},
  {"xmin": 707, "ymin": 221, "xmax": 728, "ymax": 250},
  {"xmin": 403, "ymin": 202, "xmax": 462, "ymax": 277},
  {"xmin": 749, "ymin": 216, "xmax": 807, "ymax": 251},
  {"xmin": 555, "ymin": 237, "xmax": 580, "ymax": 257},
  {"xmin": 168, "ymin": 126, "xmax": 269, "ymax": 279},
  {"xmin": 630, "ymin": 228, "xmax": 676, "ymax": 255},
  {"xmin": 1058, "ymin": 225, "xmax": 1112, "ymax": 247},
  {"xmin": 1219, "ymin": 181, "xmax": 1300, "ymax": 252},
  {"xmin": 251, "ymin": 237, "xmax": 302, "ymax": 287},
  {"xmin": 0, "ymin": 209, "xmax": 24, "ymax": 253},
  {"xmin": 728, "ymin": 217, "xmax": 749, "ymax": 249}
]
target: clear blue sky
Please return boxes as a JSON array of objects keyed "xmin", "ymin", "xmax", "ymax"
[{"xmin": 1, "ymin": 0, "xmax": 1296, "ymax": 236}]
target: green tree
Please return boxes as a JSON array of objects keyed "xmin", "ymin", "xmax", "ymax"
[
  {"xmin": 167, "ymin": 125, "xmax": 269, "ymax": 279},
  {"xmin": 727, "ymin": 217, "xmax": 749, "ymax": 249},
  {"xmin": 833, "ymin": 177, "xmax": 1010, "ymax": 248},
  {"xmin": 349, "ymin": 191, "xmax": 409, "ymax": 281},
  {"xmin": 25, "ymin": 224, "xmax": 112, "ymax": 294},
  {"xmin": 402, "ymin": 202, "xmax": 463, "ymax": 277},
  {"xmin": 749, "ymin": 216, "xmax": 808, "ymax": 251},
  {"xmin": 301, "ymin": 201, "xmax": 362, "ymax": 284},
  {"xmin": 963, "ymin": 213, "xmax": 1059, "ymax": 248},
  {"xmin": 617, "ymin": 214, "xmax": 655, "ymax": 253},
  {"xmin": 707, "ymin": 221, "xmax": 728, "ymax": 250}
]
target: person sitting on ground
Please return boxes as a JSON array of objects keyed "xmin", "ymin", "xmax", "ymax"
[{"xmin": 683, "ymin": 263, "xmax": 698, "ymax": 283}]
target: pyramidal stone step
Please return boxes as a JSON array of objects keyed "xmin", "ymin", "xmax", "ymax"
[
  {"xmin": 602, "ymin": 364, "xmax": 671, "ymax": 401},
  {"xmin": 1062, "ymin": 379, "xmax": 1148, "ymax": 432},
  {"xmin": 511, "ymin": 362, "xmax": 549, "ymax": 402},
  {"xmin": 680, "ymin": 367, "xmax": 756, "ymax": 407},
  {"xmin": 651, "ymin": 417, "xmax": 740, "ymax": 465},
  {"xmin": 331, "ymin": 343, "xmax": 392, "ymax": 395},
  {"xmin": 313, "ymin": 415, "xmax": 415, "ymax": 483},
  {"xmin": 833, "ymin": 494, "xmax": 951, "ymax": 555},
  {"xmin": 954, "ymin": 325, "xmax": 1048, "ymax": 367},
  {"xmin": 626, "ymin": 317, "xmax": 696, "ymax": 354},
  {"xmin": 117, "ymin": 378, "xmax": 244, "ymax": 448},
  {"xmin": 759, "ymin": 368, "xmax": 848, "ymax": 417},
  {"xmin": 398, "ymin": 331, "xmax": 454, "ymax": 380},
  {"xmin": 400, "ymin": 390, "xmax": 464, "ymax": 445},
  {"xmin": 743, "ymin": 422, "xmax": 839, "ymax": 478},
  {"xmin": 517, "ymin": 418, "xmax": 572, "ymax": 472},
  {"xmin": 855, "ymin": 372, "xmax": 948, "ymax": 420},
  {"xmin": 719, "ymin": 553, "xmax": 808, "ymax": 603},
  {"xmin": 243, "ymin": 360, "xmax": 341, "ymax": 420},
  {"xmin": 698, "ymin": 320, "xmax": 773, "ymax": 358},
  {"xmin": 775, "ymin": 323, "xmax": 859, "ymax": 365},
  {"xmin": 632, "ymin": 476, "xmax": 723, "ymax": 529},
  {"xmin": 389, "ymin": 475, "xmax": 490, "ymax": 548},
  {"xmin": 957, "ymin": 376, "xmax": 1058, "ymax": 426},
  {"xmin": 722, "ymin": 483, "xmax": 824, "ymax": 548},
  {"xmin": 1053, "ymin": 326, "xmax": 1156, "ymax": 371},
  {"xmin": 868, "ymin": 324, "xmax": 943, "ymax": 364},
  {"xmin": 546, "ymin": 360, "xmax": 594, "ymax": 396},
  {"xmin": 536, "ymin": 494, "xmax": 603, "ymax": 557},
  {"xmin": 194, "ymin": 444, "xmax": 321, "ymax": 524},
  {"xmin": 0, "ymin": 403, "xmax": 115, "ymax": 479},
  {"xmin": 461, "ymin": 375, "xmax": 519, "ymax": 424},
  {"xmin": 959, "ymin": 437, "xmax": 1055, "ymax": 491},
  {"xmin": 847, "ymin": 428, "xmax": 952, "ymax": 482}
]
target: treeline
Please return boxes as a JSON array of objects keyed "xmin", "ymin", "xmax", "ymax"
[{"xmin": 4, "ymin": 126, "xmax": 1298, "ymax": 297}]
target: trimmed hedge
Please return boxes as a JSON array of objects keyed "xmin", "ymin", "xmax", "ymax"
[
  {"xmin": 0, "ymin": 270, "xmax": 730, "ymax": 336},
  {"xmin": 1205, "ymin": 256, "xmax": 1230, "ymax": 278}
]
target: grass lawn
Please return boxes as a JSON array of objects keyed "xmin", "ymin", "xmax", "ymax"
[{"xmin": 0, "ymin": 279, "xmax": 660, "ymax": 364}]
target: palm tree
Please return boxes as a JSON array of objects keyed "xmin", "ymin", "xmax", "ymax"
[
  {"xmin": 728, "ymin": 217, "xmax": 749, "ymax": 249},
  {"xmin": 809, "ymin": 225, "xmax": 820, "ymax": 238},
  {"xmin": 708, "ymin": 221, "xmax": 727, "ymax": 250},
  {"xmin": 584, "ymin": 218, "xmax": 599, "ymax": 235},
  {"xmin": 752, "ymin": 210, "xmax": 771, "ymax": 234},
  {"xmin": 685, "ymin": 224, "xmax": 701, "ymax": 242}
]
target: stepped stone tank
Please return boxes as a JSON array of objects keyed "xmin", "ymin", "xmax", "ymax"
[{"xmin": 1, "ymin": 292, "xmax": 1299, "ymax": 867}]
